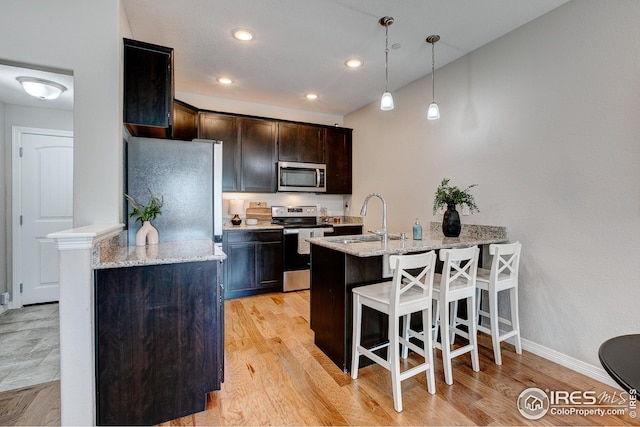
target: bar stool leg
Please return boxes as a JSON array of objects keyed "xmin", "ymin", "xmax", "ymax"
[
  {"xmin": 468, "ymin": 295, "xmax": 480, "ymax": 372},
  {"xmin": 351, "ymin": 295, "xmax": 362, "ymax": 378},
  {"xmin": 389, "ymin": 314, "xmax": 402, "ymax": 411},
  {"xmin": 510, "ymin": 287, "xmax": 522, "ymax": 354},
  {"xmin": 489, "ymin": 287, "xmax": 502, "ymax": 365}
]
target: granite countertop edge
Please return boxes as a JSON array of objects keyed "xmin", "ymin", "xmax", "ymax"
[
  {"xmin": 93, "ymin": 234, "xmax": 226, "ymax": 269},
  {"xmin": 307, "ymin": 223, "xmax": 509, "ymax": 257}
]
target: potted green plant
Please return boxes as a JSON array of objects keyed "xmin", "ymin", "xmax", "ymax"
[
  {"xmin": 125, "ymin": 190, "xmax": 163, "ymax": 245},
  {"xmin": 432, "ymin": 178, "xmax": 479, "ymax": 237}
]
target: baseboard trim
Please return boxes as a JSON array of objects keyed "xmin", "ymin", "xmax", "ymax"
[{"xmin": 521, "ymin": 338, "xmax": 621, "ymax": 390}]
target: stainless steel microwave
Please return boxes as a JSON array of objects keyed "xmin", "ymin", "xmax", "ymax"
[{"xmin": 277, "ymin": 161, "xmax": 326, "ymax": 192}]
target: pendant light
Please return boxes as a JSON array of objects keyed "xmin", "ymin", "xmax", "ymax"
[
  {"xmin": 379, "ymin": 16, "xmax": 394, "ymax": 111},
  {"xmin": 426, "ymin": 35, "xmax": 440, "ymax": 120}
]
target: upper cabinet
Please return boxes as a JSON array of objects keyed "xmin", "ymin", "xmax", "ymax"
[
  {"xmin": 278, "ymin": 123, "xmax": 324, "ymax": 164},
  {"xmin": 123, "ymin": 38, "xmax": 174, "ymax": 137},
  {"xmin": 325, "ymin": 127, "xmax": 352, "ymax": 194},
  {"xmin": 172, "ymin": 100, "xmax": 198, "ymax": 141},
  {"xmin": 123, "ymin": 38, "xmax": 352, "ymax": 194},
  {"xmin": 199, "ymin": 113, "xmax": 278, "ymax": 193},
  {"xmin": 199, "ymin": 113, "xmax": 239, "ymax": 192},
  {"xmin": 239, "ymin": 118, "xmax": 278, "ymax": 192}
]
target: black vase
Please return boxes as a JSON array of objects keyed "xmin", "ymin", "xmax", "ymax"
[{"xmin": 442, "ymin": 203, "xmax": 461, "ymax": 237}]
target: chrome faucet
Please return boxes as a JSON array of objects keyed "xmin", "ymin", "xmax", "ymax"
[{"xmin": 360, "ymin": 192, "xmax": 388, "ymax": 244}]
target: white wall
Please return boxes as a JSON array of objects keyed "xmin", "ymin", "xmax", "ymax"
[
  {"xmin": 346, "ymin": 0, "xmax": 640, "ymax": 367},
  {"xmin": 0, "ymin": 0, "xmax": 122, "ymax": 227}
]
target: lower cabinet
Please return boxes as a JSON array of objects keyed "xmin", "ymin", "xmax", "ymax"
[
  {"xmin": 223, "ymin": 229, "xmax": 283, "ymax": 299},
  {"xmin": 94, "ymin": 261, "xmax": 223, "ymax": 426},
  {"xmin": 326, "ymin": 225, "xmax": 362, "ymax": 236}
]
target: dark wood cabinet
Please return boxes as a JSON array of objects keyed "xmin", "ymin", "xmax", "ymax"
[
  {"xmin": 325, "ymin": 127, "xmax": 352, "ymax": 194},
  {"xmin": 278, "ymin": 122, "xmax": 324, "ymax": 163},
  {"xmin": 172, "ymin": 99, "xmax": 198, "ymax": 141},
  {"xmin": 239, "ymin": 118, "xmax": 277, "ymax": 192},
  {"xmin": 310, "ymin": 245, "xmax": 385, "ymax": 373},
  {"xmin": 223, "ymin": 229, "xmax": 283, "ymax": 299},
  {"xmin": 95, "ymin": 261, "xmax": 223, "ymax": 426},
  {"xmin": 121, "ymin": 38, "xmax": 353, "ymax": 193},
  {"xmin": 198, "ymin": 114, "xmax": 278, "ymax": 193},
  {"xmin": 198, "ymin": 113, "xmax": 239, "ymax": 191},
  {"xmin": 123, "ymin": 38, "xmax": 173, "ymax": 137},
  {"xmin": 326, "ymin": 225, "xmax": 362, "ymax": 236}
]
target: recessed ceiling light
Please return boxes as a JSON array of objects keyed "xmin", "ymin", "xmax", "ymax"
[
  {"xmin": 232, "ymin": 29, "xmax": 254, "ymax": 41},
  {"xmin": 345, "ymin": 58, "xmax": 364, "ymax": 69},
  {"xmin": 217, "ymin": 77, "xmax": 233, "ymax": 85},
  {"xmin": 305, "ymin": 93, "xmax": 318, "ymax": 100}
]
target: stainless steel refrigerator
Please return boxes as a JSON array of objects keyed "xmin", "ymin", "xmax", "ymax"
[{"xmin": 126, "ymin": 137, "xmax": 223, "ymax": 244}]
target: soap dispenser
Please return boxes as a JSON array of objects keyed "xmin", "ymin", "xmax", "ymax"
[{"xmin": 413, "ymin": 218, "xmax": 422, "ymax": 240}]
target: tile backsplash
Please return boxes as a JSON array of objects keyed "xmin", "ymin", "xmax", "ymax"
[{"xmin": 222, "ymin": 193, "xmax": 350, "ymax": 221}]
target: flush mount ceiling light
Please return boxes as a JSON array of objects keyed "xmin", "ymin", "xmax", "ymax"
[
  {"xmin": 217, "ymin": 77, "xmax": 234, "ymax": 85},
  {"xmin": 232, "ymin": 29, "xmax": 254, "ymax": 41},
  {"xmin": 379, "ymin": 16, "xmax": 394, "ymax": 111},
  {"xmin": 16, "ymin": 76, "xmax": 67, "ymax": 100},
  {"xmin": 345, "ymin": 58, "xmax": 364, "ymax": 69},
  {"xmin": 426, "ymin": 35, "xmax": 441, "ymax": 120},
  {"xmin": 305, "ymin": 93, "xmax": 318, "ymax": 100}
]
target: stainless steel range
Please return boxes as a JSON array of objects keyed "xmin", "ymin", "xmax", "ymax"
[{"xmin": 271, "ymin": 206, "xmax": 334, "ymax": 292}]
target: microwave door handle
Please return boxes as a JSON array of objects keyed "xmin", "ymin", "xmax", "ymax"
[{"xmin": 316, "ymin": 168, "xmax": 321, "ymax": 188}]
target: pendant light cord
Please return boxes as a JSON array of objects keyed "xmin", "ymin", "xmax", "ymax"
[
  {"xmin": 384, "ymin": 23, "xmax": 390, "ymax": 92},
  {"xmin": 431, "ymin": 41, "xmax": 436, "ymax": 102}
]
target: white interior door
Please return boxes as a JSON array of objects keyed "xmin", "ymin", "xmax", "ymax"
[{"xmin": 14, "ymin": 127, "xmax": 73, "ymax": 306}]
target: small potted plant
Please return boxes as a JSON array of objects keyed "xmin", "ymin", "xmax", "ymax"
[
  {"xmin": 432, "ymin": 178, "xmax": 479, "ymax": 237},
  {"xmin": 125, "ymin": 190, "xmax": 163, "ymax": 245}
]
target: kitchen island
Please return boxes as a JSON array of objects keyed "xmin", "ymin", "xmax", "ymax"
[
  {"xmin": 306, "ymin": 223, "xmax": 507, "ymax": 373},
  {"xmin": 93, "ymin": 236, "xmax": 226, "ymax": 425}
]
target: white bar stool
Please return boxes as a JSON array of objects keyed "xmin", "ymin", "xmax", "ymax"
[
  {"xmin": 476, "ymin": 241, "xmax": 522, "ymax": 365},
  {"xmin": 351, "ymin": 251, "xmax": 437, "ymax": 412},
  {"xmin": 432, "ymin": 246, "xmax": 480, "ymax": 385}
]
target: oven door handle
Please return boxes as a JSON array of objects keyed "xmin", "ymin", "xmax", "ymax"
[{"xmin": 283, "ymin": 229, "xmax": 299, "ymax": 235}]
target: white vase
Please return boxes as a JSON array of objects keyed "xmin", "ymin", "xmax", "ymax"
[{"xmin": 135, "ymin": 221, "xmax": 159, "ymax": 246}]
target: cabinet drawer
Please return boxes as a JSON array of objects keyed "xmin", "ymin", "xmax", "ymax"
[{"xmin": 225, "ymin": 230, "xmax": 282, "ymax": 243}]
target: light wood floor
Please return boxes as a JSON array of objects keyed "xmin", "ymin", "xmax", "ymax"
[
  {"xmin": 162, "ymin": 290, "xmax": 635, "ymax": 426},
  {"xmin": 0, "ymin": 290, "xmax": 634, "ymax": 426}
]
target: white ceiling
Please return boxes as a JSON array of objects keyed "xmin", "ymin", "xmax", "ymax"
[
  {"xmin": 0, "ymin": 62, "xmax": 73, "ymax": 111},
  {"xmin": 123, "ymin": 0, "xmax": 569, "ymax": 116},
  {"xmin": 0, "ymin": 1, "xmax": 568, "ymax": 115}
]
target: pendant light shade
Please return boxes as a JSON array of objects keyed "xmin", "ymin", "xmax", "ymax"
[
  {"xmin": 381, "ymin": 91, "xmax": 394, "ymax": 110},
  {"xmin": 426, "ymin": 35, "xmax": 440, "ymax": 120},
  {"xmin": 427, "ymin": 102, "xmax": 440, "ymax": 120},
  {"xmin": 379, "ymin": 16, "xmax": 394, "ymax": 111},
  {"xmin": 16, "ymin": 76, "xmax": 67, "ymax": 100}
]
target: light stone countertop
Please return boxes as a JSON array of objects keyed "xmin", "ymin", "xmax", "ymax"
[
  {"xmin": 223, "ymin": 221, "xmax": 283, "ymax": 231},
  {"xmin": 94, "ymin": 236, "xmax": 226, "ymax": 269},
  {"xmin": 306, "ymin": 223, "xmax": 508, "ymax": 257}
]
